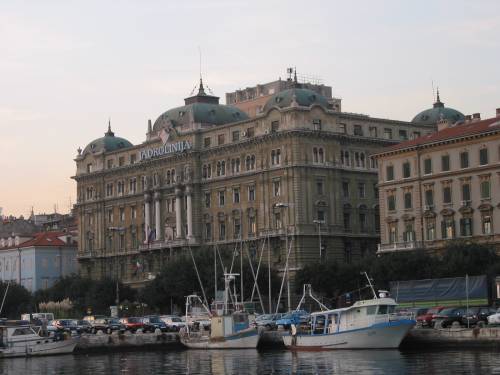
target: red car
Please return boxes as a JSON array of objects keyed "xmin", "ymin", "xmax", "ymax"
[
  {"xmin": 119, "ymin": 317, "xmax": 145, "ymax": 332},
  {"xmin": 416, "ymin": 306, "xmax": 446, "ymax": 327}
]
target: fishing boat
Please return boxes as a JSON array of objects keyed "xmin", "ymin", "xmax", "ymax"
[
  {"xmin": 0, "ymin": 321, "xmax": 78, "ymax": 357},
  {"xmin": 283, "ymin": 275, "xmax": 416, "ymax": 350},
  {"xmin": 180, "ymin": 273, "xmax": 260, "ymax": 349}
]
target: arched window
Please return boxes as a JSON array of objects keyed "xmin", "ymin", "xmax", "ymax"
[{"xmin": 318, "ymin": 148, "xmax": 324, "ymax": 163}]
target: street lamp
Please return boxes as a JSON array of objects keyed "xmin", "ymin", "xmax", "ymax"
[{"xmin": 313, "ymin": 219, "xmax": 325, "ymax": 259}]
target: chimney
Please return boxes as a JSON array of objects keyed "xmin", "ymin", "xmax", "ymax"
[
  {"xmin": 465, "ymin": 115, "xmax": 472, "ymax": 122},
  {"xmin": 437, "ymin": 118, "xmax": 451, "ymax": 132},
  {"xmin": 496, "ymin": 108, "xmax": 500, "ymax": 117},
  {"xmin": 472, "ymin": 113, "xmax": 481, "ymax": 121}
]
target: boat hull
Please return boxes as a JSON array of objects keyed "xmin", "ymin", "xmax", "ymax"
[
  {"xmin": 0, "ymin": 338, "xmax": 78, "ymax": 358},
  {"xmin": 181, "ymin": 329, "xmax": 260, "ymax": 349},
  {"xmin": 283, "ymin": 319, "xmax": 415, "ymax": 350}
]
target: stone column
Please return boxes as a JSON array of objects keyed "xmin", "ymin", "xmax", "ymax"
[
  {"xmin": 144, "ymin": 193, "xmax": 151, "ymax": 241},
  {"xmin": 154, "ymin": 191, "xmax": 162, "ymax": 241},
  {"xmin": 186, "ymin": 185, "xmax": 193, "ymax": 239},
  {"xmin": 175, "ymin": 187, "xmax": 183, "ymax": 239}
]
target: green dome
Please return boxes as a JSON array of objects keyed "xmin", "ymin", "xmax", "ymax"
[
  {"xmin": 263, "ymin": 88, "xmax": 329, "ymax": 112},
  {"xmin": 83, "ymin": 125, "xmax": 133, "ymax": 155},
  {"xmin": 412, "ymin": 94, "xmax": 464, "ymax": 126},
  {"xmin": 153, "ymin": 79, "xmax": 249, "ymax": 130}
]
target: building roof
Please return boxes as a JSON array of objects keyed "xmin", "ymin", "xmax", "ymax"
[
  {"xmin": 411, "ymin": 91, "xmax": 464, "ymax": 126},
  {"xmin": 263, "ymin": 87, "xmax": 329, "ymax": 112},
  {"xmin": 153, "ymin": 79, "xmax": 249, "ymax": 131},
  {"xmin": 0, "ymin": 231, "xmax": 74, "ymax": 250},
  {"xmin": 379, "ymin": 116, "xmax": 500, "ymax": 156},
  {"xmin": 82, "ymin": 124, "xmax": 133, "ymax": 155}
]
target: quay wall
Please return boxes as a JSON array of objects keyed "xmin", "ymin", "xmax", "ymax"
[
  {"xmin": 402, "ymin": 327, "xmax": 500, "ymax": 349},
  {"xmin": 75, "ymin": 331, "xmax": 181, "ymax": 352}
]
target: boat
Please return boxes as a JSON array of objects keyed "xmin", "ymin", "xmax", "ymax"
[
  {"xmin": 283, "ymin": 276, "xmax": 416, "ymax": 350},
  {"xmin": 0, "ymin": 321, "xmax": 78, "ymax": 357},
  {"xmin": 180, "ymin": 273, "xmax": 260, "ymax": 349}
]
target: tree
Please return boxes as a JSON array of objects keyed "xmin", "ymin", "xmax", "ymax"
[{"xmin": 0, "ymin": 281, "xmax": 33, "ymax": 319}]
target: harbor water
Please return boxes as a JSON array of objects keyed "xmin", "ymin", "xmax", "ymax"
[{"xmin": 1, "ymin": 348, "xmax": 500, "ymax": 375}]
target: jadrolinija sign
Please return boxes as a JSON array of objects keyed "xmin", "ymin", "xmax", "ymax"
[{"xmin": 140, "ymin": 140, "xmax": 192, "ymax": 161}]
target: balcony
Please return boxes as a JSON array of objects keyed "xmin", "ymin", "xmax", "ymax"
[
  {"xmin": 377, "ymin": 241, "xmax": 424, "ymax": 253},
  {"xmin": 138, "ymin": 237, "xmax": 199, "ymax": 251}
]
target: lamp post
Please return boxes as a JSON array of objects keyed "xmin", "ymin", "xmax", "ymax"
[
  {"xmin": 313, "ymin": 219, "xmax": 325, "ymax": 259},
  {"xmin": 274, "ymin": 203, "xmax": 291, "ymax": 311}
]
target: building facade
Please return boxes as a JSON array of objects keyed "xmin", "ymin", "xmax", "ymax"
[
  {"xmin": 0, "ymin": 231, "xmax": 78, "ymax": 291},
  {"xmin": 73, "ymin": 77, "xmax": 434, "ymax": 291},
  {"xmin": 375, "ymin": 108, "xmax": 500, "ymax": 253}
]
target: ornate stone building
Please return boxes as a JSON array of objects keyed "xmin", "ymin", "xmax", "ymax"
[
  {"xmin": 73, "ymin": 77, "xmax": 433, "ymax": 291},
  {"xmin": 375, "ymin": 99, "xmax": 500, "ymax": 254}
]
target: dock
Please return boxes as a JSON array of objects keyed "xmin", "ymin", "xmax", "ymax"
[
  {"xmin": 402, "ymin": 327, "xmax": 500, "ymax": 349},
  {"xmin": 75, "ymin": 331, "xmax": 181, "ymax": 352}
]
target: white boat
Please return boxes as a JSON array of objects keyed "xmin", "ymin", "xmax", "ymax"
[
  {"xmin": 283, "ymin": 297, "xmax": 415, "ymax": 349},
  {"xmin": 0, "ymin": 322, "xmax": 78, "ymax": 357},
  {"xmin": 180, "ymin": 273, "xmax": 260, "ymax": 349}
]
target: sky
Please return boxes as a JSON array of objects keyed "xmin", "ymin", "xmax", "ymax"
[{"xmin": 1, "ymin": 0, "xmax": 499, "ymax": 217}]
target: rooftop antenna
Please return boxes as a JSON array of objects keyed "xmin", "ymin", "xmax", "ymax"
[{"xmin": 431, "ymin": 80, "xmax": 435, "ymax": 102}]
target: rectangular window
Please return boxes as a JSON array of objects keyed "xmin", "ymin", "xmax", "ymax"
[
  {"xmin": 426, "ymin": 220, "xmax": 436, "ymax": 240},
  {"xmin": 403, "ymin": 162, "xmax": 411, "ymax": 178},
  {"xmin": 480, "ymin": 148, "xmax": 488, "ymax": 165},
  {"xmin": 118, "ymin": 156, "xmax": 125, "ymax": 167},
  {"xmin": 343, "ymin": 213, "xmax": 351, "ymax": 231},
  {"xmin": 232, "ymin": 130, "xmax": 240, "ymax": 142},
  {"xmin": 424, "ymin": 158, "xmax": 432, "ymax": 174},
  {"xmin": 271, "ymin": 121, "xmax": 279, "ymax": 132},
  {"xmin": 425, "ymin": 189, "xmax": 434, "ymax": 206},
  {"xmin": 246, "ymin": 127, "xmax": 255, "ymax": 138},
  {"xmin": 131, "ymin": 206, "xmax": 137, "ymax": 220},
  {"xmin": 273, "ymin": 180, "xmax": 281, "ymax": 197},
  {"xmin": 359, "ymin": 213, "xmax": 367, "ymax": 233},
  {"xmin": 462, "ymin": 183, "xmax": 471, "ymax": 201},
  {"xmin": 119, "ymin": 207, "xmax": 125, "ymax": 222},
  {"xmin": 107, "ymin": 159, "xmax": 114, "ymax": 169},
  {"xmin": 218, "ymin": 191, "xmax": 225, "ymax": 207},
  {"xmin": 441, "ymin": 155, "xmax": 450, "ymax": 171},
  {"xmin": 412, "ymin": 131, "xmax": 421, "ymax": 139},
  {"xmin": 205, "ymin": 192, "xmax": 211, "ymax": 208},
  {"xmin": 460, "ymin": 151, "xmax": 469, "ymax": 168},
  {"xmin": 130, "ymin": 154, "xmax": 137, "ymax": 164},
  {"xmin": 404, "ymin": 192, "xmax": 412, "ymax": 209},
  {"xmin": 369, "ymin": 127, "xmax": 378, "ymax": 138},
  {"xmin": 386, "ymin": 165, "xmax": 394, "ymax": 181},
  {"xmin": 358, "ymin": 183, "xmax": 366, "ymax": 198},
  {"xmin": 106, "ymin": 183, "xmax": 114, "ymax": 197},
  {"xmin": 219, "ymin": 222, "xmax": 226, "ymax": 240},
  {"xmin": 354, "ymin": 125, "xmax": 363, "ymax": 136},
  {"xmin": 481, "ymin": 180, "xmax": 491, "ymax": 199},
  {"xmin": 205, "ymin": 222, "xmax": 212, "ymax": 241},
  {"xmin": 387, "ymin": 195, "xmax": 396, "ymax": 211},
  {"xmin": 374, "ymin": 184, "xmax": 379, "ymax": 199},
  {"xmin": 317, "ymin": 180, "xmax": 324, "ymax": 195},
  {"xmin": 403, "ymin": 223, "xmax": 415, "ymax": 242},
  {"xmin": 443, "ymin": 186, "xmax": 452, "ymax": 204},
  {"xmin": 384, "ymin": 128, "xmax": 393, "ymax": 140},
  {"xmin": 317, "ymin": 210, "xmax": 325, "ymax": 222},
  {"xmin": 441, "ymin": 218, "xmax": 455, "ymax": 239},
  {"xmin": 217, "ymin": 134, "xmax": 225, "ymax": 145},
  {"xmin": 313, "ymin": 119, "xmax": 322, "ymax": 131},
  {"xmin": 339, "ymin": 123, "xmax": 346, "ymax": 134},
  {"xmin": 204, "ymin": 137, "xmax": 211, "ymax": 148},
  {"xmin": 233, "ymin": 188, "xmax": 240, "ymax": 203},
  {"xmin": 342, "ymin": 181, "xmax": 349, "ymax": 198},
  {"xmin": 248, "ymin": 186, "xmax": 255, "ymax": 201},
  {"xmin": 248, "ymin": 216, "xmax": 256, "ymax": 236},
  {"xmin": 274, "ymin": 212, "xmax": 282, "ymax": 229},
  {"xmin": 482, "ymin": 214, "xmax": 492, "ymax": 234},
  {"xmin": 107, "ymin": 210, "xmax": 113, "ymax": 223},
  {"xmin": 234, "ymin": 218, "xmax": 241, "ymax": 238},
  {"xmin": 460, "ymin": 218, "xmax": 473, "ymax": 237},
  {"xmin": 399, "ymin": 129, "xmax": 408, "ymax": 140}
]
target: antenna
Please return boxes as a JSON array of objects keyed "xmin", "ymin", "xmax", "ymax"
[
  {"xmin": 431, "ymin": 80, "xmax": 435, "ymax": 102},
  {"xmin": 198, "ymin": 46, "xmax": 202, "ymax": 81}
]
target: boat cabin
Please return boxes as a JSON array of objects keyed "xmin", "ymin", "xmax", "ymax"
[{"xmin": 210, "ymin": 312, "xmax": 250, "ymax": 339}]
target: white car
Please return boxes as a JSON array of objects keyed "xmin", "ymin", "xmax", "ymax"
[
  {"xmin": 160, "ymin": 315, "xmax": 186, "ymax": 331},
  {"xmin": 487, "ymin": 308, "xmax": 500, "ymax": 325}
]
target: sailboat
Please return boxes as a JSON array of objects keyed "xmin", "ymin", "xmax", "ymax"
[{"xmin": 180, "ymin": 273, "xmax": 260, "ymax": 349}]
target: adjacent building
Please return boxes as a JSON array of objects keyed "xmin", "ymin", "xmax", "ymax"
[
  {"xmin": 375, "ymin": 101, "xmax": 500, "ymax": 253},
  {"xmin": 73, "ymin": 74, "xmax": 434, "ymax": 293},
  {"xmin": 0, "ymin": 231, "xmax": 78, "ymax": 291}
]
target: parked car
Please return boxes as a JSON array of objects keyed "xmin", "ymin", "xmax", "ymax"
[
  {"xmin": 416, "ymin": 306, "xmax": 446, "ymax": 327},
  {"xmin": 143, "ymin": 316, "xmax": 168, "ymax": 332},
  {"xmin": 119, "ymin": 317, "xmax": 145, "ymax": 332},
  {"xmin": 46, "ymin": 320, "xmax": 58, "ymax": 335},
  {"xmin": 397, "ymin": 307, "xmax": 428, "ymax": 318},
  {"xmin": 252, "ymin": 313, "xmax": 283, "ymax": 329},
  {"xmin": 461, "ymin": 307, "xmax": 497, "ymax": 327},
  {"xmin": 91, "ymin": 317, "xmax": 126, "ymax": 334},
  {"xmin": 160, "ymin": 315, "xmax": 186, "ymax": 331},
  {"xmin": 487, "ymin": 308, "xmax": 500, "ymax": 325},
  {"xmin": 76, "ymin": 319, "xmax": 93, "ymax": 333},
  {"xmin": 276, "ymin": 310, "xmax": 310, "ymax": 329},
  {"xmin": 53, "ymin": 319, "xmax": 79, "ymax": 333},
  {"xmin": 432, "ymin": 307, "xmax": 467, "ymax": 328}
]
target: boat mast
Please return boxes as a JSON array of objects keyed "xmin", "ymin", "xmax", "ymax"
[{"xmin": 363, "ymin": 272, "xmax": 378, "ymax": 299}]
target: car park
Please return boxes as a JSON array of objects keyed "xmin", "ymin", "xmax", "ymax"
[
  {"xmin": 461, "ymin": 307, "xmax": 496, "ymax": 327},
  {"xmin": 76, "ymin": 319, "xmax": 93, "ymax": 333},
  {"xmin": 160, "ymin": 315, "xmax": 186, "ymax": 331},
  {"xmin": 416, "ymin": 306, "xmax": 446, "ymax": 327},
  {"xmin": 276, "ymin": 310, "xmax": 310, "ymax": 329},
  {"xmin": 432, "ymin": 307, "xmax": 466, "ymax": 328},
  {"xmin": 119, "ymin": 317, "xmax": 145, "ymax": 332},
  {"xmin": 143, "ymin": 316, "xmax": 168, "ymax": 332},
  {"xmin": 91, "ymin": 317, "xmax": 126, "ymax": 334}
]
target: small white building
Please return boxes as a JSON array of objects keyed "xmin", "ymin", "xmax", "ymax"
[{"xmin": 0, "ymin": 231, "xmax": 78, "ymax": 291}]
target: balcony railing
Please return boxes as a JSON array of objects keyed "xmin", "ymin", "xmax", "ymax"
[{"xmin": 377, "ymin": 241, "xmax": 424, "ymax": 253}]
